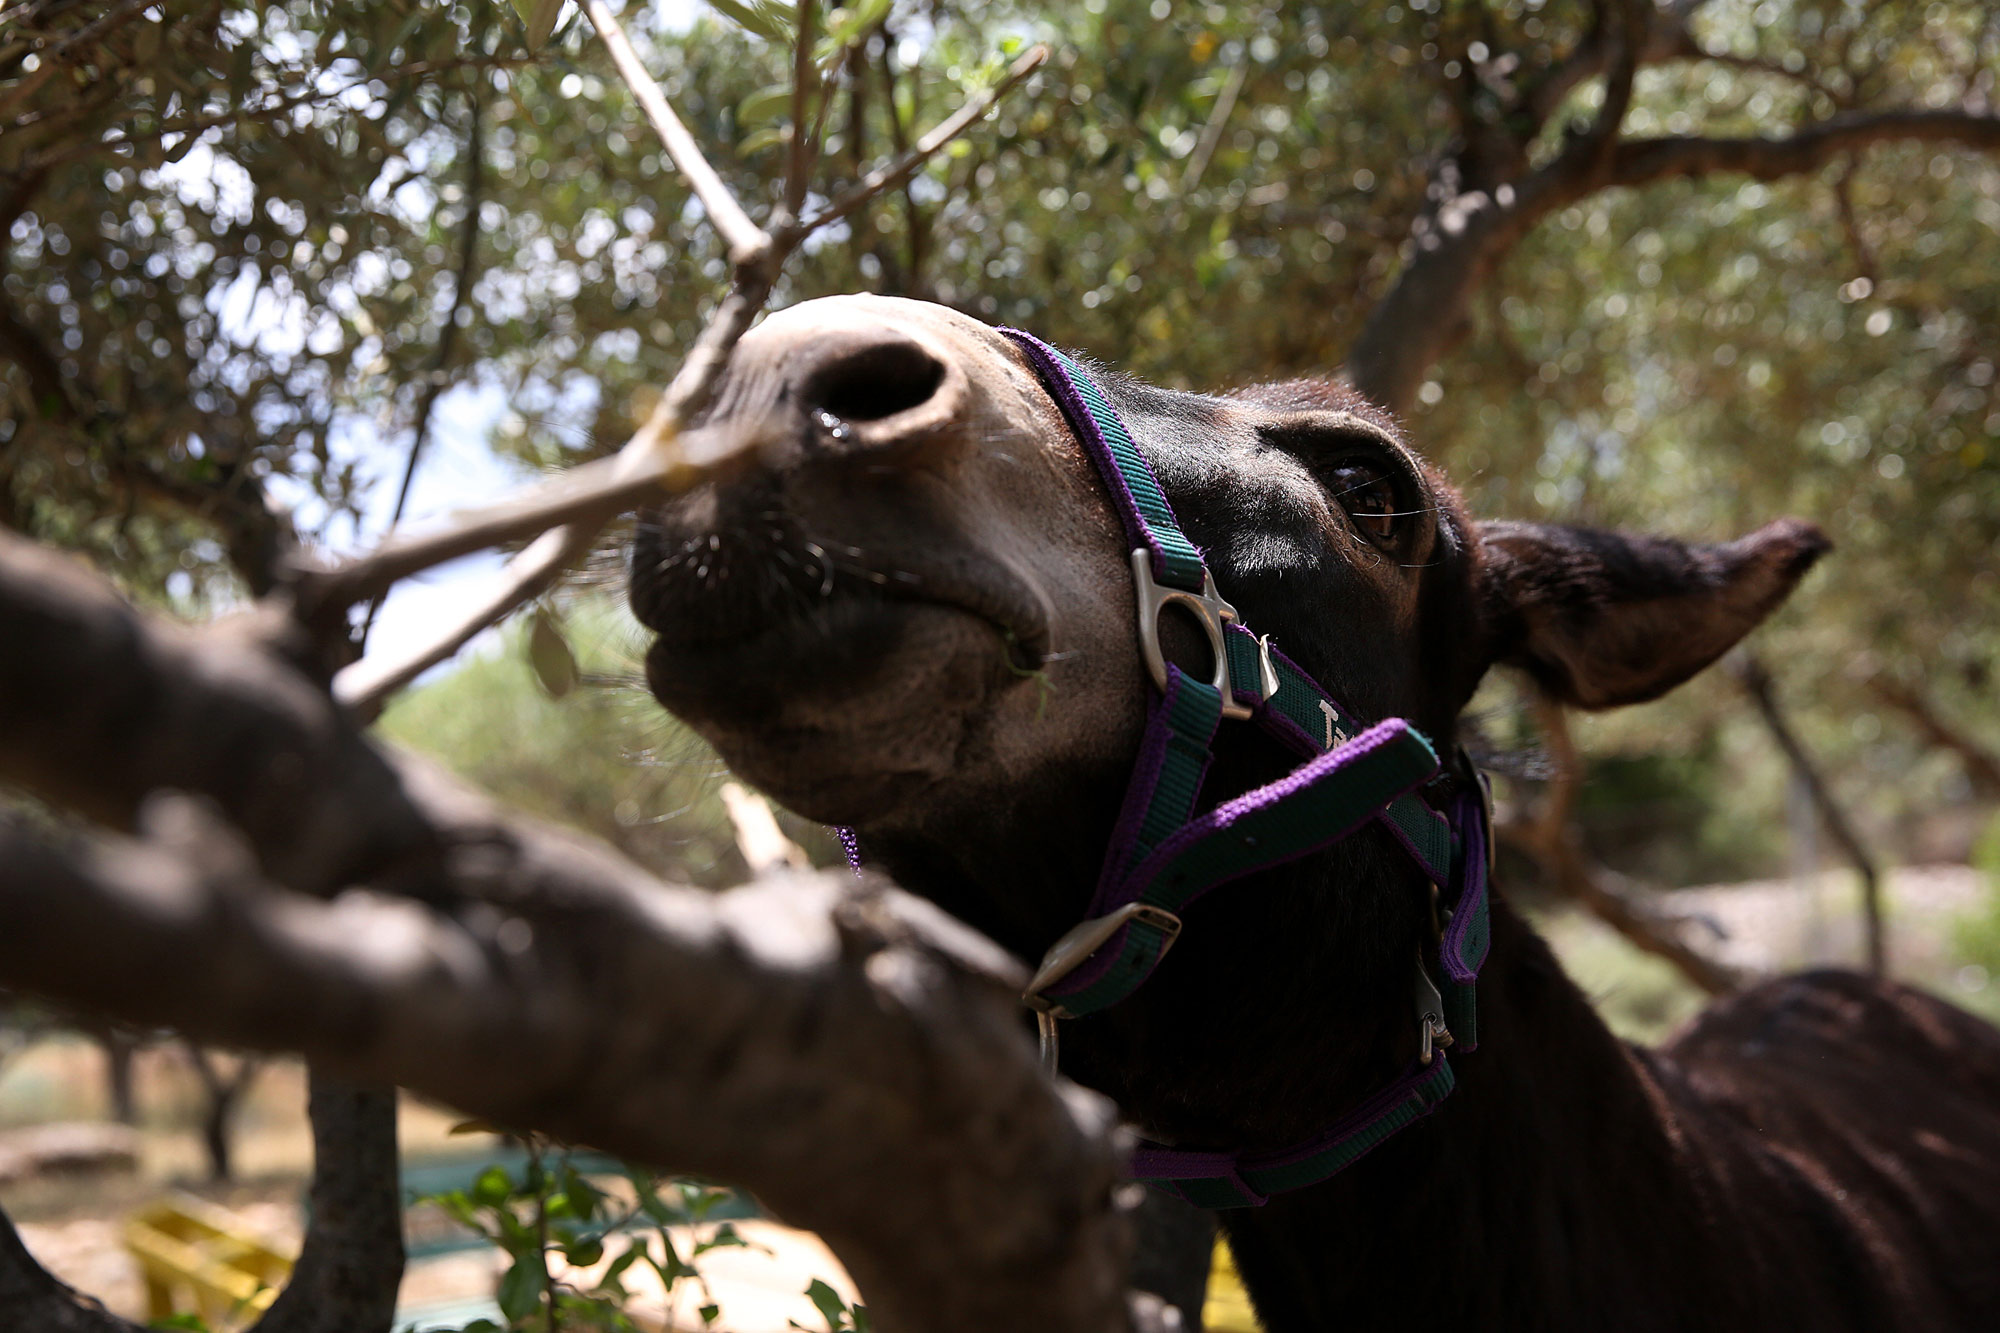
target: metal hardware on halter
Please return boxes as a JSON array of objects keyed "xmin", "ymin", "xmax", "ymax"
[
  {"xmin": 1024, "ymin": 901, "xmax": 1184, "ymax": 1075},
  {"xmin": 1023, "ymin": 901, "xmax": 1185, "ymax": 1017},
  {"xmin": 1130, "ymin": 549, "xmax": 1275, "ymax": 721},
  {"xmin": 1415, "ymin": 955, "xmax": 1453, "ymax": 1066}
]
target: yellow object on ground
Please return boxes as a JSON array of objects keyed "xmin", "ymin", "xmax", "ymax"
[
  {"xmin": 1203, "ymin": 1236, "xmax": 1265, "ymax": 1332},
  {"xmin": 124, "ymin": 1192, "xmax": 292, "ymax": 1330}
]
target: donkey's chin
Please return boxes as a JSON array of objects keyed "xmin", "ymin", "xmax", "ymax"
[{"xmin": 643, "ymin": 598, "xmax": 1022, "ymax": 825}]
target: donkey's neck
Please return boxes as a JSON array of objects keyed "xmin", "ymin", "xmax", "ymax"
[{"xmin": 1220, "ymin": 898, "xmax": 1735, "ymax": 1332}]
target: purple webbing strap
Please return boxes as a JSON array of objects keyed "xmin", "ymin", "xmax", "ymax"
[
  {"xmin": 1111, "ymin": 718, "xmax": 1430, "ymax": 905},
  {"xmin": 1130, "ymin": 1053, "xmax": 1452, "ymax": 1206},
  {"xmin": 836, "ymin": 826, "xmax": 863, "ymax": 876},
  {"xmin": 1042, "ymin": 719, "xmax": 1431, "ymax": 1006},
  {"xmin": 999, "ymin": 328, "xmax": 1176, "ymax": 583}
]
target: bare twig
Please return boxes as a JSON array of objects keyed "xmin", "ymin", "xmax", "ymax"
[
  {"xmin": 1504, "ymin": 690, "xmax": 1750, "ymax": 997},
  {"xmin": 797, "ymin": 45, "xmax": 1047, "ymax": 236},
  {"xmin": 785, "ymin": 0, "xmax": 818, "ymax": 222},
  {"xmin": 1735, "ymin": 655, "xmax": 1885, "ymax": 976},
  {"xmin": 360, "ymin": 90, "xmax": 487, "ymax": 649},
  {"xmin": 581, "ymin": 0, "xmax": 771, "ymax": 267},
  {"xmin": 331, "ymin": 524, "xmax": 591, "ymax": 713},
  {"xmin": 1181, "ymin": 50, "xmax": 1249, "ymax": 195}
]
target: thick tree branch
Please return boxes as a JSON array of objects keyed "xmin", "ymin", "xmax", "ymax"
[
  {"xmin": 0, "ymin": 530, "xmax": 1137, "ymax": 1332},
  {"xmin": 1345, "ymin": 103, "xmax": 2000, "ymax": 414},
  {"xmin": 0, "ymin": 810, "xmax": 1132, "ymax": 1333},
  {"xmin": 1605, "ymin": 108, "xmax": 2000, "ymax": 187},
  {"xmin": 0, "ymin": 528, "xmax": 438, "ymax": 893}
]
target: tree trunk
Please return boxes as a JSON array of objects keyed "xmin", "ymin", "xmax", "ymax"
[
  {"xmin": 1126, "ymin": 1191, "xmax": 1216, "ymax": 1330},
  {"xmin": 255, "ymin": 1070, "xmax": 405, "ymax": 1333}
]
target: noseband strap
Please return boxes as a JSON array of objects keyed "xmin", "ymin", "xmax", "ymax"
[{"xmin": 999, "ymin": 328, "xmax": 1493, "ymax": 1208}]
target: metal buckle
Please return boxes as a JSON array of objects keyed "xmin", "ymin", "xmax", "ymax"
[
  {"xmin": 1131, "ymin": 549, "xmax": 1272, "ymax": 722},
  {"xmin": 1022, "ymin": 901, "xmax": 1184, "ymax": 1019},
  {"xmin": 1415, "ymin": 954, "xmax": 1453, "ymax": 1066}
]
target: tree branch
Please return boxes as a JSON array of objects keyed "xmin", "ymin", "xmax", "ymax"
[
  {"xmin": 581, "ymin": 0, "xmax": 771, "ymax": 267},
  {"xmin": 1501, "ymin": 691, "xmax": 1750, "ymax": 997},
  {"xmin": 796, "ymin": 45, "xmax": 1046, "ymax": 237},
  {"xmin": 1735, "ymin": 655, "xmax": 1885, "ymax": 976},
  {"xmin": 0, "ymin": 808, "xmax": 1134, "ymax": 1333},
  {"xmin": 1606, "ymin": 108, "xmax": 2000, "ymax": 188},
  {"xmin": 360, "ymin": 90, "xmax": 488, "ymax": 648},
  {"xmin": 1868, "ymin": 673, "xmax": 2000, "ymax": 799},
  {"xmin": 307, "ymin": 42, "xmax": 1048, "ymax": 710},
  {"xmin": 0, "ymin": 531, "xmax": 1138, "ymax": 1331},
  {"xmin": 1344, "ymin": 101, "xmax": 2000, "ymax": 413}
]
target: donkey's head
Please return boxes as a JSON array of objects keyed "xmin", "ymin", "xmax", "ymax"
[{"xmin": 630, "ymin": 294, "xmax": 1824, "ymax": 1140}]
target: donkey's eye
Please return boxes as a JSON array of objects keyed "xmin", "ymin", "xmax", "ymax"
[{"xmin": 1328, "ymin": 461, "xmax": 1401, "ymax": 544}]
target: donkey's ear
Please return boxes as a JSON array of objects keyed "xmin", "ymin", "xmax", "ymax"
[{"xmin": 1475, "ymin": 518, "xmax": 1830, "ymax": 709}]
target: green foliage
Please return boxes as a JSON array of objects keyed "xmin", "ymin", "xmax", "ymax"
[
  {"xmin": 9, "ymin": 0, "xmax": 1997, "ymax": 868},
  {"xmin": 413, "ymin": 1134, "xmax": 753, "ymax": 1332},
  {"xmin": 792, "ymin": 1277, "xmax": 870, "ymax": 1333},
  {"xmin": 377, "ymin": 592, "xmax": 801, "ymax": 885}
]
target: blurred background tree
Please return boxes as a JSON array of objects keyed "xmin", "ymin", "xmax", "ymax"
[{"xmin": 3, "ymin": 0, "xmax": 1996, "ymax": 935}]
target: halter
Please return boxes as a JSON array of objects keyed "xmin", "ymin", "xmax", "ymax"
[{"xmin": 996, "ymin": 329, "xmax": 1494, "ymax": 1210}]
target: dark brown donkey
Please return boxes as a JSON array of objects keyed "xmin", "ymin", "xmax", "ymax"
[{"xmin": 630, "ymin": 294, "xmax": 2000, "ymax": 1331}]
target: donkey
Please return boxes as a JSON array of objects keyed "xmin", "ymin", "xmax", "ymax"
[{"xmin": 629, "ymin": 294, "xmax": 2000, "ymax": 1331}]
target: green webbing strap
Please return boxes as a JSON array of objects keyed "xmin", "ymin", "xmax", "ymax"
[
  {"xmin": 1044, "ymin": 346, "xmax": 1210, "ymax": 592},
  {"xmin": 1127, "ymin": 671, "xmax": 1226, "ymax": 876}
]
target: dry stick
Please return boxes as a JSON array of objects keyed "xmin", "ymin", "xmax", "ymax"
[
  {"xmin": 796, "ymin": 45, "xmax": 1046, "ymax": 237},
  {"xmin": 1735, "ymin": 654, "xmax": 1886, "ymax": 976},
  {"xmin": 1510, "ymin": 691, "xmax": 1748, "ymax": 997},
  {"xmin": 785, "ymin": 0, "xmax": 819, "ymax": 223},
  {"xmin": 582, "ymin": 0, "xmax": 771, "ymax": 267}
]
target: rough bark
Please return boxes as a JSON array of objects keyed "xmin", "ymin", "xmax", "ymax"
[
  {"xmin": 1342, "ymin": 2, "xmax": 2000, "ymax": 417},
  {"xmin": 255, "ymin": 1073, "xmax": 405, "ymax": 1333},
  {"xmin": 0, "ymin": 528, "xmax": 1137, "ymax": 1333},
  {"xmin": 0, "ymin": 1205, "xmax": 143, "ymax": 1333}
]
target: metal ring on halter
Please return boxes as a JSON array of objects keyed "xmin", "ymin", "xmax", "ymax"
[{"xmin": 1131, "ymin": 549, "xmax": 1266, "ymax": 720}]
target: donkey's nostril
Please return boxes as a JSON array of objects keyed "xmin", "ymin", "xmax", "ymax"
[{"xmin": 805, "ymin": 341, "xmax": 947, "ymax": 422}]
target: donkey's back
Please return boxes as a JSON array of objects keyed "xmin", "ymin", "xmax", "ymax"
[{"xmin": 1657, "ymin": 970, "xmax": 2000, "ymax": 1329}]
